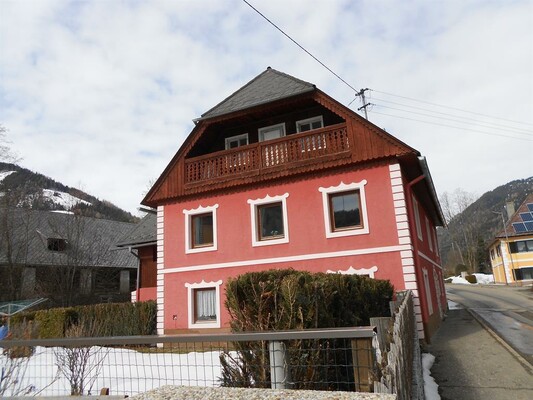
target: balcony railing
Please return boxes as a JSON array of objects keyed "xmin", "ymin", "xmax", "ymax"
[{"xmin": 185, "ymin": 123, "xmax": 349, "ymax": 185}]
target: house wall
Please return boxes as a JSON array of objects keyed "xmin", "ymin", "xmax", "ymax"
[
  {"xmin": 490, "ymin": 236, "xmax": 533, "ymax": 285},
  {"xmin": 159, "ymin": 161, "xmax": 444, "ymax": 339}
]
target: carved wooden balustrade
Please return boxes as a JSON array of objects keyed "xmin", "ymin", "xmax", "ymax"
[{"xmin": 185, "ymin": 123, "xmax": 350, "ymax": 185}]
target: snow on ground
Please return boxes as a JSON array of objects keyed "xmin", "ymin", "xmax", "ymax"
[
  {"xmin": 446, "ymin": 273, "xmax": 494, "ymax": 285},
  {"xmin": 42, "ymin": 189, "xmax": 91, "ymax": 209},
  {"xmin": 0, "ymin": 170, "xmax": 16, "ymax": 182},
  {"xmin": 447, "ymin": 300, "xmax": 462, "ymax": 310},
  {"xmin": 422, "ymin": 353, "xmax": 440, "ymax": 400},
  {"xmin": 1, "ymin": 346, "xmax": 224, "ymax": 397}
]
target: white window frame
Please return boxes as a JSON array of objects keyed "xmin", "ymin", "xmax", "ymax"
[
  {"xmin": 426, "ymin": 217, "xmax": 433, "ymax": 252},
  {"xmin": 185, "ymin": 279, "xmax": 223, "ymax": 329},
  {"xmin": 183, "ymin": 204, "xmax": 219, "ymax": 254},
  {"xmin": 319, "ymin": 180, "xmax": 369, "ymax": 238},
  {"xmin": 423, "ymin": 268, "xmax": 434, "ymax": 315},
  {"xmin": 248, "ymin": 193, "xmax": 289, "ymax": 247},
  {"xmin": 225, "ymin": 133, "xmax": 249, "ymax": 150},
  {"xmin": 296, "ymin": 115, "xmax": 324, "ymax": 132},
  {"xmin": 412, "ymin": 195, "xmax": 423, "ymax": 241},
  {"xmin": 259, "ymin": 123, "xmax": 286, "ymax": 142}
]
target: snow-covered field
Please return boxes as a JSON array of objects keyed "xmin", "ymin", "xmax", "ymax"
[{"xmin": 1, "ymin": 346, "xmax": 223, "ymax": 397}]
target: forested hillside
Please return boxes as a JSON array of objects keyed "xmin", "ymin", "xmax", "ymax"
[
  {"xmin": 438, "ymin": 177, "xmax": 533, "ymax": 275},
  {"xmin": 0, "ymin": 162, "xmax": 137, "ymax": 222}
]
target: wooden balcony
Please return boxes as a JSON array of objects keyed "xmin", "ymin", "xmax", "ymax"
[{"xmin": 184, "ymin": 123, "xmax": 351, "ymax": 188}]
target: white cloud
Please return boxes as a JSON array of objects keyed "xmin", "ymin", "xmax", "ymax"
[{"xmin": 1, "ymin": 0, "xmax": 531, "ymax": 214}]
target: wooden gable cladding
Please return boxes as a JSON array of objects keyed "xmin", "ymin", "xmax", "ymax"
[{"xmin": 143, "ymin": 89, "xmax": 418, "ymax": 208}]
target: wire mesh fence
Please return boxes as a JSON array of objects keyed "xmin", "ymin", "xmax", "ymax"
[{"xmin": 1, "ymin": 327, "xmax": 376, "ymax": 397}]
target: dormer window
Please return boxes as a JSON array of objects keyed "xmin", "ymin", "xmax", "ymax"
[
  {"xmin": 259, "ymin": 123, "xmax": 286, "ymax": 142},
  {"xmin": 296, "ymin": 116, "xmax": 323, "ymax": 132},
  {"xmin": 47, "ymin": 238, "xmax": 67, "ymax": 252}
]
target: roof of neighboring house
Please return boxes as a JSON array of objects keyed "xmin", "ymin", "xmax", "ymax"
[
  {"xmin": 116, "ymin": 212, "xmax": 157, "ymax": 248},
  {"xmin": 200, "ymin": 67, "xmax": 316, "ymax": 120},
  {"xmin": 0, "ymin": 208, "xmax": 138, "ymax": 268},
  {"xmin": 495, "ymin": 192, "xmax": 533, "ymax": 240}
]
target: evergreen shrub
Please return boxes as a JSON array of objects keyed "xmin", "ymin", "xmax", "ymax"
[
  {"xmin": 220, "ymin": 269, "xmax": 394, "ymax": 390},
  {"xmin": 464, "ymin": 274, "xmax": 477, "ymax": 284}
]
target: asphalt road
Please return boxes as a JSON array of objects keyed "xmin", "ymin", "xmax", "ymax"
[{"xmin": 445, "ymin": 283, "xmax": 533, "ymax": 365}]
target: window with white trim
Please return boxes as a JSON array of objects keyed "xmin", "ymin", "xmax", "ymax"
[
  {"xmin": 183, "ymin": 204, "xmax": 218, "ymax": 254},
  {"xmin": 412, "ymin": 196, "xmax": 423, "ymax": 240},
  {"xmin": 296, "ymin": 116, "xmax": 323, "ymax": 132},
  {"xmin": 426, "ymin": 217, "xmax": 433, "ymax": 251},
  {"xmin": 225, "ymin": 133, "xmax": 249, "ymax": 150},
  {"xmin": 259, "ymin": 123, "xmax": 286, "ymax": 142},
  {"xmin": 185, "ymin": 280, "xmax": 222, "ymax": 329},
  {"xmin": 423, "ymin": 269, "xmax": 433, "ymax": 315},
  {"xmin": 248, "ymin": 193, "xmax": 289, "ymax": 247},
  {"xmin": 319, "ymin": 180, "xmax": 369, "ymax": 238}
]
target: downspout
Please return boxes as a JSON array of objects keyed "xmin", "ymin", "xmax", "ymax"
[
  {"xmin": 129, "ymin": 246, "xmax": 140, "ymax": 301},
  {"xmin": 404, "ymin": 173, "xmax": 429, "ymax": 341}
]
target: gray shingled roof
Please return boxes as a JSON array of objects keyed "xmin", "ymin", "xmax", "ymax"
[
  {"xmin": 200, "ymin": 67, "xmax": 316, "ymax": 120},
  {"xmin": 0, "ymin": 208, "xmax": 138, "ymax": 268},
  {"xmin": 116, "ymin": 212, "xmax": 156, "ymax": 248}
]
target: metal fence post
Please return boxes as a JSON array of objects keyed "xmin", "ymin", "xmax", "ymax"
[{"xmin": 269, "ymin": 340, "xmax": 290, "ymax": 389}]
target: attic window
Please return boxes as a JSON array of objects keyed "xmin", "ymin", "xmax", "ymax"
[
  {"xmin": 47, "ymin": 238, "xmax": 67, "ymax": 252},
  {"xmin": 296, "ymin": 116, "xmax": 323, "ymax": 132}
]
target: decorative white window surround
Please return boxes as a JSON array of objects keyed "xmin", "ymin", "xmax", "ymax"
[
  {"xmin": 326, "ymin": 265, "xmax": 378, "ymax": 278},
  {"xmin": 425, "ymin": 217, "xmax": 433, "ymax": 251},
  {"xmin": 412, "ymin": 195, "xmax": 423, "ymax": 241},
  {"xmin": 185, "ymin": 280, "xmax": 223, "ymax": 329},
  {"xmin": 422, "ymin": 269, "xmax": 433, "ymax": 315},
  {"xmin": 319, "ymin": 180, "xmax": 369, "ymax": 238},
  {"xmin": 183, "ymin": 204, "xmax": 219, "ymax": 254},
  {"xmin": 296, "ymin": 116, "xmax": 324, "ymax": 132},
  {"xmin": 225, "ymin": 133, "xmax": 249, "ymax": 150},
  {"xmin": 248, "ymin": 193, "xmax": 289, "ymax": 247},
  {"xmin": 258, "ymin": 123, "xmax": 286, "ymax": 142}
]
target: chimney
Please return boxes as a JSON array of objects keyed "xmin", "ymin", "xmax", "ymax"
[{"xmin": 505, "ymin": 201, "xmax": 515, "ymax": 220}]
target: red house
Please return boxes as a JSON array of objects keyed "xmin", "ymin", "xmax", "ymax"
[{"xmin": 142, "ymin": 68, "xmax": 446, "ymax": 341}]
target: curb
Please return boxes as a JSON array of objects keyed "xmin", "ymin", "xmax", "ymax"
[{"xmin": 465, "ymin": 307, "xmax": 533, "ymax": 375}]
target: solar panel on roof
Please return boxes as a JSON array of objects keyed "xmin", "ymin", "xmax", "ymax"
[
  {"xmin": 525, "ymin": 221, "xmax": 533, "ymax": 232},
  {"xmin": 520, "ymin": 212, "xmax": 533, "ymax": 222},
  {"xmin": 513, "ymin": 222, "xmax": 527, "ymax": 233},
  {"xmin": 528, "ymin": 203, "xmax": 533, "ymax": 213}
]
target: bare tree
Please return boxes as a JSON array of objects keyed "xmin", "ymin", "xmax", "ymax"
[
  {"xmin": 0, "ymin": 125, "xmax": 20, "ymax": 164},
  {"xmin": 53, "ymin": 321, "xmax": 108, "ymax": 396}
]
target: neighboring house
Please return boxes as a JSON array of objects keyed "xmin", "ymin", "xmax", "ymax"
[
  {"xmin": 142, "ymin": 68, "xmax": 446, "ymax": 341},
  {"xmin": 116, "ymin": 212, "xmax": 157, "ymax": 302},
  {"xmin": 0, "ymin": 208, "xmax": 138, "ymax": 306},
  {"xmin": 489, "ymin": 193, "xmax": 533, "ymax": 284}
]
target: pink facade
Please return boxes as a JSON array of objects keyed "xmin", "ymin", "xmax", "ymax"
[{"xmin": 157, "ymin": 163, "xmax": 445, "ymax": 339}]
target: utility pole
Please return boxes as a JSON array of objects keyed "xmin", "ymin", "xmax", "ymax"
[{"xmin": 357, "ymin": 88, "xmax": 371, "ymax": 120}]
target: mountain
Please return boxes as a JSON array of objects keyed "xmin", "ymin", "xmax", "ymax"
[
  {"xmin": 438, "ymin": 177, "xmax": 533, "ymax": 275},
  {"xmin": 0, "ymin": 162, "xmax": 138, "ymax": 223}
]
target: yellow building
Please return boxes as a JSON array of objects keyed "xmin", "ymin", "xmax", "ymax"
[{"xmin": 489, "ymin": 193, "xmax": 533, "ymax": 285}]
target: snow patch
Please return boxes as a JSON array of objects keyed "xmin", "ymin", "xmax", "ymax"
[
  {"xmin": 445, "ymin": 273, "xmax": 494, "ymax": 285},
  {"xmin": 422, "ymin": 353, "xmax": 440, "ymax": 400},
  {"xmin": 447, "ymin": 300, "xmax": 462, "ymax": 310},
  {"xmin": 42, "ymin": 189, "xmax": 91, "ymax": 209},
  {"xmin": 0, "ymin": 170, "xmax": 16, "ymax": 182}
]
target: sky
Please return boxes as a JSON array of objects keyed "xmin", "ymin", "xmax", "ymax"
[{"xmin": 1, "ymin": 0, "xmax": 532, "ymax": 215}]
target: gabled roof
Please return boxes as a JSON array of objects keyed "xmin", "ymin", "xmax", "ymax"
[
  {"xmin": 200, "ymin": 67, "xmax": 315, "ymax": 120},
  {"xmin": 496, "ymin": 192, "xmax": 533, "ymax": 239},
  {"xmin": 116, "ymin": 212, "xmax": 156, "ymax": 248},
  {"xmin": 0, "ymin": 208, "xmax": 138, "ymax": 268}
]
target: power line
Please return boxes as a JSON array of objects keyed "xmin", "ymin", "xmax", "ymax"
[
  {"xmin": 372, "ymin": 103, "xmax": 533, "ymax": 138},
  {"xmin": 371, "ymin": 110, "xmax": 533, "ymax": 142},
  {"xmin": 371, "ymin": 97, "xmax": 533, "ymax": 135},
  {"xmin": 242, "ymin": 0, "xmax": 359, "ymax": 93},
  {"xmin": 371, "ymin": 89, "xmax": 533, "ymax": 127}
]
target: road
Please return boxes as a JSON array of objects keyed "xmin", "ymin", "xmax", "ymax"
[{"xmin": 445, "ymin": 283, "xmax": 533, "ymax": 366}]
